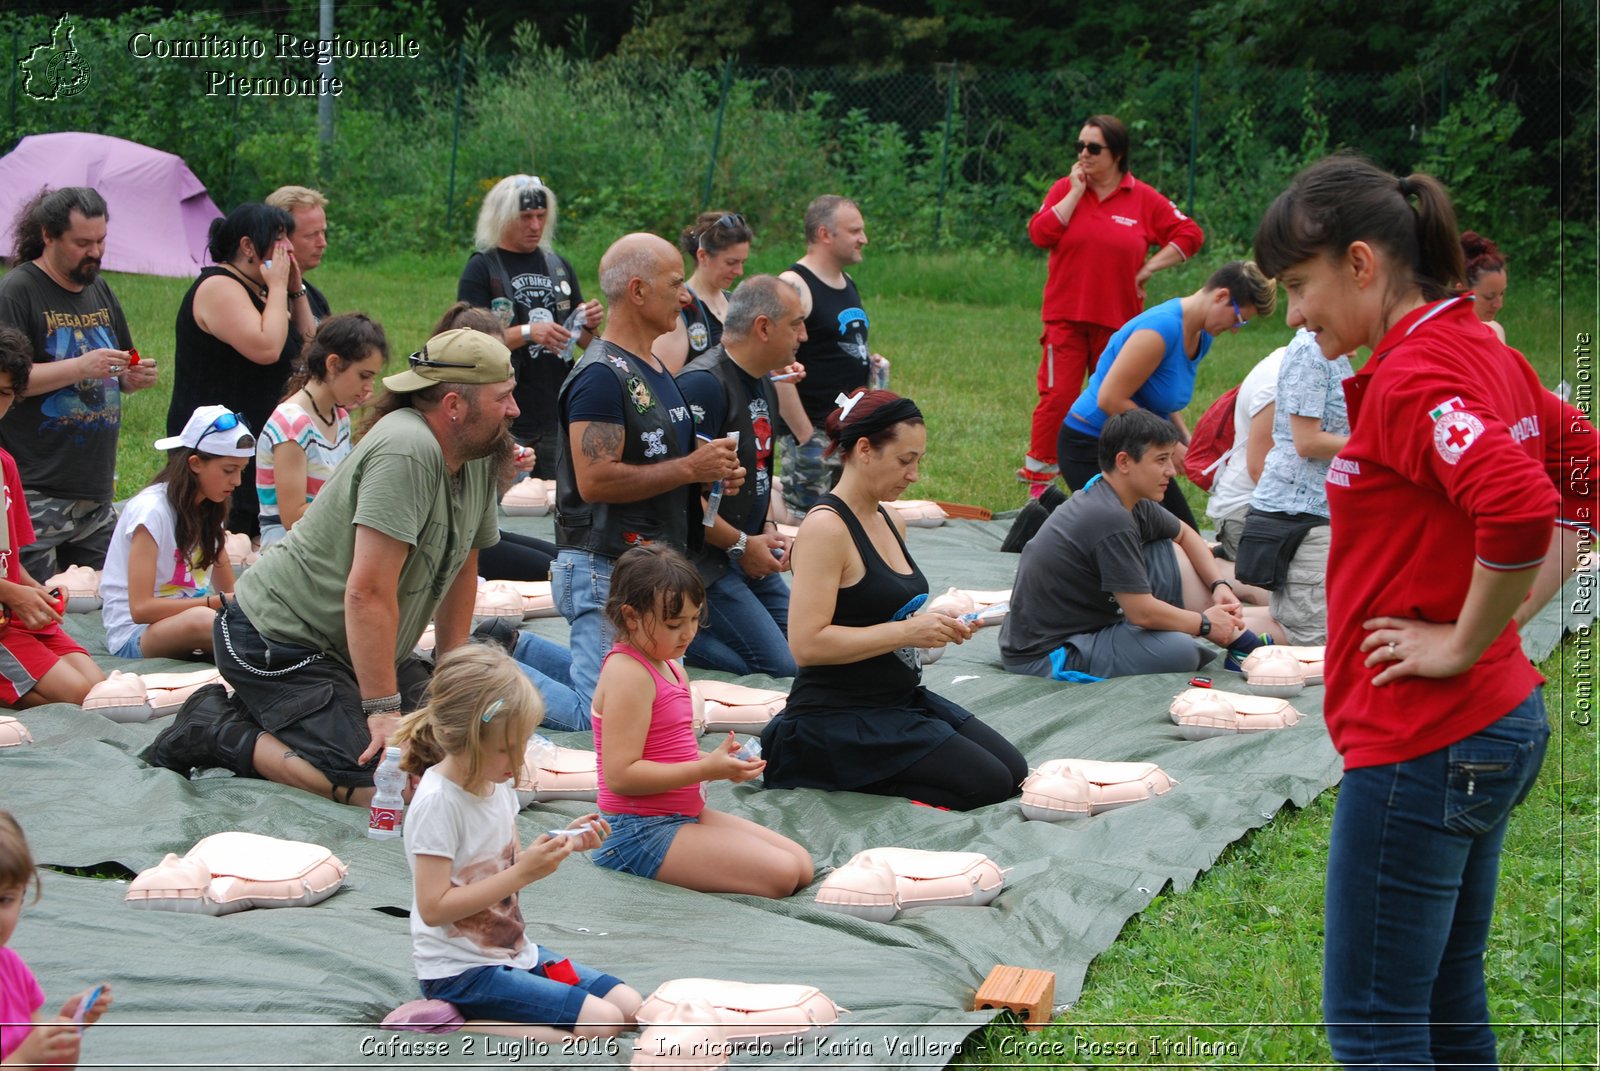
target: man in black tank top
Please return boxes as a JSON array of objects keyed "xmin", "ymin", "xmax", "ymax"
[{"xmin": 776, "ymin": 195, "xmax": 889, "ymax": 513}]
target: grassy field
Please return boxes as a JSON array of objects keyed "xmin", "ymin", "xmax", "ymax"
[{"xmin": 70, "ymin": 247, "xmax": 1598, "ymax": 1067}]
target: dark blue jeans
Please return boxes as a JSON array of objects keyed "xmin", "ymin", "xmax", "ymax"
[
  {"xmin": 685, "ymin": 568, "xmax": 796, "ymax": 678},
  {"xmin": 1323, "ymin": 688, "xmax": 1549, "ymax": 1070}
]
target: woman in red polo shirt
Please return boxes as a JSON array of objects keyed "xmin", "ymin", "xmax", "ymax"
[
  {"xmin": 1022, "ymin": 114, "xmax": 1204, "ymax": 495},
  {"xmin": 1254, "ymin": 154, "xmax": 1563, "ymax": 1070}
]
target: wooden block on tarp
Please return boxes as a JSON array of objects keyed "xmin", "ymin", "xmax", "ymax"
[{"xmin": 972, "ymin": 964, "xmax": 1055, "ymax": 1029}]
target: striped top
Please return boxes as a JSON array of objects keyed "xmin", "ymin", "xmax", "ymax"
[{"xmin": 256, "ymin": 401, "xmax": 352, "ymax": 546}]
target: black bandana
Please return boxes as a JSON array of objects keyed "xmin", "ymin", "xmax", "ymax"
[{"xmin": 835, "ymin": 396, "xmax": 923, "ymax": 454}]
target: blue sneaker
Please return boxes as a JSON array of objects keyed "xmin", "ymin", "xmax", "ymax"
[{"xmin": 1225, "ymin": 632, "xmax": 1272, "ymax": 673}]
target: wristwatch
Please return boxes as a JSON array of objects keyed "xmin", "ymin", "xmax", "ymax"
[
  {"xmin": 520, "ymin": 323, "xmax": 532, "ymax": 343},
  {"xmin": 1197, "ymin": 614, "xmax": 1212, "ymax": 638},
  {"xmin": 727, "ymin": 532, "xmax": 748, "ymax": 560}
]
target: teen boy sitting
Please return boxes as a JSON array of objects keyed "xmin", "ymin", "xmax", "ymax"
[{"xmin": 1000, "ymin": 409, "xmax": 1271, "ymax": 680}]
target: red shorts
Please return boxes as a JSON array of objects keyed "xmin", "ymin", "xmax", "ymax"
[{"xmin": 0, "ymin": 623, "xmax": 89, "ymax": 705}]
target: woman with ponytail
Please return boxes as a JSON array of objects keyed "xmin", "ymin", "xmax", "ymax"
[{"xmin": 1254, "ymin": 153, "xmax": 1590, "ymax": 1068}]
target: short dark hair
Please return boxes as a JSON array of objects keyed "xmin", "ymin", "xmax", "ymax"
[
  {"xmin": 803, "ymin": 195, "xmax": 857, "ymax": 244},
  {"xmin": 604, "ymin": 545, "xmax": 706, "ymax": 636},
  {"xmin": 1085, "ymin": 115, "xmax": 1130, "ymax": 175},
  {"xmin": 0, "ymin": 325, "xmax": 34, "ymax": 395},
  {"xmin": 207, "ymin": 202, "xmax": 295, "ymax": 265},
  {"xmin": 8, "ymin": 186, "xmax": 107, "ymax": 264},
  {"xmin": 1099, "ymin": 409, "xmax": 1182, "ymax": 472},
  {"xmin": 1254, "ymin": 153, "xmax": 1463, "ymax": 303}
]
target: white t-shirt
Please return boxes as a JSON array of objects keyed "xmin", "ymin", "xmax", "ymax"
[
  {"xmin": 404, "ymin": 768, "xmax": 539, "ymax": 981},
  {"xmin": 100, "ymin": 484, "xmax": 217, "ymax": 654},
  {"xmin": 1206, "ymin": 347, "xmax": 1285, "ymax": 523}
]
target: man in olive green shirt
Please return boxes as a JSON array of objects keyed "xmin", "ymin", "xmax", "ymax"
[{"xmin": 147, "ymin": 329, "xmax": 519, "ymax": 806}]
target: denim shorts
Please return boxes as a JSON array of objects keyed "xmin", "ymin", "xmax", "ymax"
[
  {"xmin": 590, "ymin": 812, "xmax": 698, "ymax": 879},
  {"xmin": 113, "ymin": 623, "xmax": 149, "ymax": 660},
  {"xmin": 419, "ymin": 949, "xmax": 623, "ymax": 1028}
]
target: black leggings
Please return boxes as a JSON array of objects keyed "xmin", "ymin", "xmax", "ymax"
[
  {"xmin": 857, "ymin": 716, "xmax": 1028, "ymax": 811},
  {"xmin": 478, "ymin": 530, "xmax": 558, "ymax": 581},
  {"xmin": 1057, "ymin": 424, "xmax": 1200, "ymax": 531}
]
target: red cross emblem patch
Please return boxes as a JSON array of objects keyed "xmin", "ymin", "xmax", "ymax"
[{"xmin": 1432, "ymin": 410, "xmax": 1485, "ymax": 465}]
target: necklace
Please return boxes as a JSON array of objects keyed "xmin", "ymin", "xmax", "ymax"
[
  {"xmin": 300, "ymin": 387, "xmax": 337, "ymax": 428},
  {"xmin": 222, "ymin": 262, "xmax": 267, "ymax": 301}
]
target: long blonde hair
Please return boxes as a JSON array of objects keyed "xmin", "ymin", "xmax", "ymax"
[{"xmin": 392, "ymin": 647, "xmax": 544, "ymax": 789}]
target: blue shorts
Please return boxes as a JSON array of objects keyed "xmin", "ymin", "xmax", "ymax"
[
  {"xmin": 591, "ymin": 812, "xmax": 698, "ymax": 879},
  {"xmin": 419, "ymin": 949, "xmax": 624, "ymax": 1028},
  {"xmin": 113, "ymin": 624, "xmax": 149, "ymax": 660}
]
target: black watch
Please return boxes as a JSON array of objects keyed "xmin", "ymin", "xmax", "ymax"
[{"xmin": 1197, "ymin": 614, "xmax": 1212, "ymax": 638}]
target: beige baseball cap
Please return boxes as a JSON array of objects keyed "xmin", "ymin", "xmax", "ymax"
[{"xmin": 382, "ymin": 329, "xmax": 514, "ymax": 393}]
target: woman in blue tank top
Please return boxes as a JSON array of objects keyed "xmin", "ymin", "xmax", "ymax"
[{"xmin": 1058, "ymin": 261, "xmax": 1276, "ymax": 530}]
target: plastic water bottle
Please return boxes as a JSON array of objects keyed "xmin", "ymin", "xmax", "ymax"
[
  {"xmin": 368, "ymin": 746, "xmax": 406, "ymax": 840},
  {"xmin": 700, "ymin": 431, "xmax": 739, "ymax": 527},
  {"xmin": 561, "ymin": 305, "xmax": 587, "ymax": 363}
]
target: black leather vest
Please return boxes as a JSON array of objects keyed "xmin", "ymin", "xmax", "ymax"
[
  {"xmin": 680, "ymin": 345, "xmax": 769, "ymax": 583},
  {"xmin": 554, "ymin": 341, "xmax": 700, "ymax": 559}
]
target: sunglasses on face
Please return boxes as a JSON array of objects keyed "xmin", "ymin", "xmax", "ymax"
[
  {"xmin": 408, "ymin": 347, "xmax": 478, "ymax": 371},
  {"xmin": 1231, "ymin": 299, "xmax": 1251, "ymax": 329},
  {"xmin": 1075, "ymin": 141, "xmax": 1107, "ymax": 156}
]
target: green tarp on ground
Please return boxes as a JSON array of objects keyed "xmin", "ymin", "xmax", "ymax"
[{"xmin": 1, "ymin": 512, "xmax": 1578, "ymax": 1068}]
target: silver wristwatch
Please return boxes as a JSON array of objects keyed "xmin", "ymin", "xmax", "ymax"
[{"xmin": 727, "ymin": 532, "xmax": 748, "ymax": 560}]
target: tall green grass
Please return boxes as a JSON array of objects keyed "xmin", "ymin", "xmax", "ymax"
[{"xmin": 81, "ymin": 250, "xmax": 1594, "ymax": 1068}]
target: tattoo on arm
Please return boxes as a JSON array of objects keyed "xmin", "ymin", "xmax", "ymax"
[{"xmin": 581, "ymin": 422, "xmax": 624, "ymax": 464}]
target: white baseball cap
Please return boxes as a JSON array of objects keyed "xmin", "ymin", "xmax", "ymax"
[{"xmin": 153, "ymin": 405, "xmax": 256, "ymax": 457}]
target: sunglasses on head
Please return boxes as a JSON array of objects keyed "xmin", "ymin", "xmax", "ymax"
[
  {"xmin": 200, "ymin": 410, "xmax": 243, "ymax": 439},
  {"xmin": 1075, "ymin": 140, "xmax": 1107, "ymax": 156},
  {"xmin": 699, "ymin": 213, "xmax": 747, "ymax": 251},
  {"xmin": 408, "ymin": 346, "xmax": 478, "ymax": 371}
]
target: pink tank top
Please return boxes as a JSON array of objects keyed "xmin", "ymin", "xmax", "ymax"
[{"xmin": 595, "ymin": 644, "xmax": 707, "ymax": 817}]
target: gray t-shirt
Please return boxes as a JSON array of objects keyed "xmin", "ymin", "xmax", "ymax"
[
  {"xmin": 236, "ymin": 408, "xmax": 499, "ymax": 667},
  {"xmin": 1001, "ymin": 478, "xmax": 1181, "ymax": 661},
  {"xmin": 1251, "ymin": 329, "xmax": 1353, "ymax": 518},
  {"xmin": 0, "ymin": 263, "xmax": 132, "ymax": 500}
]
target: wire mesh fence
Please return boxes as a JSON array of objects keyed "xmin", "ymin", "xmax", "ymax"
[{"xmin": 3, "ymin": 10, "xmax": 1580, "ymax": 264}]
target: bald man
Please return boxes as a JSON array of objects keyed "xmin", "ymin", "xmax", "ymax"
[{"xmin": 551, "ymin": 233, "xmax": 743, "ymax": 707}]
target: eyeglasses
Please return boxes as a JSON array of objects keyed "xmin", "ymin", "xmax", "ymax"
[
  {"xmin": 408, "ymin": 347, "xmax": 478, "ymax": 371},
  {"xmin": 1074, "ymin": 141, "xmax": 1107, "ymax": 156},
  {"xmin": 1230, "ymin": 299, "xmax": 1251, "ymax": 330}
]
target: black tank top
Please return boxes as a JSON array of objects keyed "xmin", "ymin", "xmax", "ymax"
[
  {"xmin": 789, "ymin": 493, "xmax": 928, "ymax": 705},
  {"xmin": 789, "ymin": 263, "xmax": 871, "ymax": 425},
  {"xmin": 681, "ymin": 287, "xmax": 725, "ymax": 358},
  {"xmin": 168, "ymin": 266, "xmax": 296, "ymax": 439}
]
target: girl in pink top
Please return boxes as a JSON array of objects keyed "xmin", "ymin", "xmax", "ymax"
[
  {"xmin": 0, "ymin": 811, "xmax": 112, "ymax": 1069},
  {"xmin": 591, "ymin": 546, "xmax": 812, "ymax": 898}
]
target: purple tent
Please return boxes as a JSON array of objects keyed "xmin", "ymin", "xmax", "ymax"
[{"xmin": 0, "ymin": 132, "xmax": 222, "ymax": 277}]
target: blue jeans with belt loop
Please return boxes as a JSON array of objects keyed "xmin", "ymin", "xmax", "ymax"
[{"xmin": 1323, "ymin": 687, "xmax": 1549, "ymax": 1069}]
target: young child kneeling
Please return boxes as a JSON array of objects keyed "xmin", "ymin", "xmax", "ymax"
[
  {"xmin": 100, "ymin": 405, "xmax": 249, "ymax": 660},
  {"xmin": 0, "ymin": 328, "xmax": 104, "ymax": 706},
  {"xmin": 396, "ymin": 646, "xmax": 640, "ymax": 1042},
  {"xmin": 591, "ymin": 546, "xmax": 812, "ymax": 898}
]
